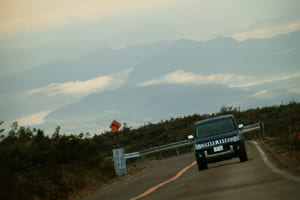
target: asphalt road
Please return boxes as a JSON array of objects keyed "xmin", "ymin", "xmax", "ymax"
[{"xmin": 82, "ymin": 142, "xmax": 300, "ymax": 200}]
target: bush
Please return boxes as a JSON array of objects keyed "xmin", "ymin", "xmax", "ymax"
[
  {"xmin": 273, "ymin": 133, "xmax": 300, "ymax": 151},
  {"xmin": 0, "ymin": 126, "xmax": 116, "ymax": 200}
]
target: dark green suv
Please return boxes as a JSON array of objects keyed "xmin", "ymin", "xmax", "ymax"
[{"xmin": 188, "ymin": 115, "xmax": 248, "ymax": 171}]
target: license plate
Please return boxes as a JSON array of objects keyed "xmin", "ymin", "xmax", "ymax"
[{"xmin": 213, "ymin": 145, "xmax": 223, "ymax": 152}]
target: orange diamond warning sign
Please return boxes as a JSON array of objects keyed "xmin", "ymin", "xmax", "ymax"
[{"xmin": 110, "ymin": 120, "xmax": 121, "ymax": 132}]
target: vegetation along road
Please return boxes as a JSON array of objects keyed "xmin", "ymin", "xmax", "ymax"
[{"xmin": 83, "ymin": 142, "xmax": 300, "ymax": 200}]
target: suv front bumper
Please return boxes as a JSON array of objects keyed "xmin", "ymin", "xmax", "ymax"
[
  {"xmin": 204, "ymin": 145, "xmax": 235, "ymax": 160},
  {"xmin": 196, "ymin": 141, "xmax": 245, "ymax": 163}
]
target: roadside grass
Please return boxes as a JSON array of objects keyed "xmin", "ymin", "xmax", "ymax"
[
  {"xmin": 263, "ymin": 134, "xmax": 300, "ymax": 170},
  {"xmin": 272, "ymin": 133, "xmax": 300, "ymax": 152},
  {"xmin": 71, "ymin": 164, "xmax": 144, "ymax": 200}
]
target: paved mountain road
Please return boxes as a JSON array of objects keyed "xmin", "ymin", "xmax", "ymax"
[{"xmin": 82, "ymin": 142, "xmax": 300, "ymax": 200}]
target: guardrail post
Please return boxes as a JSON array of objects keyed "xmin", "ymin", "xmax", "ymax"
[
  {"xmin": 113, "ymin": 148, "xmax": 127, "ymax": 176},
  {"xmin": 259, "ymin": 121, "xmax": 265, "ymax": 140},
  {"xmin": 176, "ymin": 147, "xmax": 179, "ymax": 156}
]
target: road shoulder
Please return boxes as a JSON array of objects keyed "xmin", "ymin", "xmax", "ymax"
[{"xmin": 250, "ymin": 141, "xmax": 300, "ymax": 183}]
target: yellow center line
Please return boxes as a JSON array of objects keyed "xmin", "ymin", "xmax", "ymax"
[{"xmin": 129, "ymin": 161, "xmax": 197, "ymax": 200}]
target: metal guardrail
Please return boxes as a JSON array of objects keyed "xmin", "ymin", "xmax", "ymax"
[
  {"xmin": 123, "ymin": 122, "xmax": 263, "ymax": 160},
  {"xmin": 139, "ymin": 140, "xmax": 192, "ymax": 156},
  {"xmin": 242, "ymin": 123, "xmax": 261, "ymax": 133},
  {"xmin": 124, "ymin": 152, "xmax": 140, "ymax": 159}
]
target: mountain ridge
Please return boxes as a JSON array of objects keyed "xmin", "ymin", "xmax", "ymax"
[{"xmin": 1, "ymin": 31, "xmax": 300, "ymax": 133}]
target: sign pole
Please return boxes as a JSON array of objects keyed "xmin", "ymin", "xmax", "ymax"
[
  {"xmin": 110, "ymin": 120, "xmax": 122, "ymax": 148},
  {"xmin": 115, "ymin": 131, "xmax": 120, "ymax": 148},
  {"xmin": 109, "ymin": 120, "xmax": 126, "ymax": 176}
]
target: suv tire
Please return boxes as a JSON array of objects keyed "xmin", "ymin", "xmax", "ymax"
[
  {"xmin": 197, "ymin": 157, "xmax": 208, "ymax": 171},
  {"xmin": 239, "ymin": 148, "xmax": 248, "ymax": 162}
]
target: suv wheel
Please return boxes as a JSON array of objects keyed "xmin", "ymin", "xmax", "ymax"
[
  {"xmin": 197, "ymin": 158, "xmax": 208, "ymax": 171},
  {"xmin": 239, "ymin": 148, "xmax": 248, "ymax": 162}
]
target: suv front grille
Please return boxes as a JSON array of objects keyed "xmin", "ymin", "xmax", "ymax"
[{"xmin": 206, "ymin": 145, "xmax": 230, "ymax": 155}]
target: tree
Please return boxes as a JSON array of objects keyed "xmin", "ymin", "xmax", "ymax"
[
  {"xmin": 10, "ymin": 121, "xmax": 18, "ymax": 131},
  {"xmin": 0, "ymin": 121, "xmax": 5, "ymax": 139},
  {"xmin": 52, "ymin": 126, "xmax": 61, "ymax": 139}
]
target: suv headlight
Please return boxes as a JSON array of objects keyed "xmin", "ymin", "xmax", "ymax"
[
  {"xmin": 195, "ymin": 143, "xmax": 205, "ymax": 150},
  {"xmin": 229, "ymin": 135, "xmax": 240, "ymax": 142}
]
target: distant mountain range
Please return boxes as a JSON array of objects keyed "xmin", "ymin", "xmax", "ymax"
[{"xmin": 1, "ymin": 31, "xmax": 300, "ymax": 134}]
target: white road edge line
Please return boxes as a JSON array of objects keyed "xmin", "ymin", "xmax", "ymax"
[{"xmin": 250, "ymin": 141, "xmax": 300, "ymax": 183}]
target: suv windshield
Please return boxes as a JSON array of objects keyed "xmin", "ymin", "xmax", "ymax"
[{"xmin": 195, "ymin": 118, "xmax": 236, "ymax": 138}]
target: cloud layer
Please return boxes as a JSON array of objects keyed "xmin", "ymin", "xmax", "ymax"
[
  {"xmin": 18, "ymin": 110, "xmax": 52, "ymax": 126},
  {"xmin": 251, "ymin": 90, "xmax": 269, "ymax": 98},
  {"xmin": 138, "ymin": 70, "xmax": 253, "ymax": 87},
  {"xmin": 138, "ymin": 70, "xmax": 300, "ymax": 91},
  {"xmin": 26, "ymin": 68, "xmax": 133, "ymax": 97},
  {"xmin": 230, "ymin": 72, "xmax": 300, "ymax": 88},
  {"xmin": 26, "ymin": 76, "xmax": 112, "ymax": 96}
]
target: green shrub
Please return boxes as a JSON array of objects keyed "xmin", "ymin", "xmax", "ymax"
[{"xmin": 273, "ymin": 133, "xmax": 300, "ymax": 151}]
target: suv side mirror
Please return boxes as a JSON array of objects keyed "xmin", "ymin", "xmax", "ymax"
[
  {"xmin": 238, "ymin": 124, "xmax": 244, "ymax": 129},
  {"xmin": 188, "ymin": 135, "xmax": 194, "ymax": 140}
]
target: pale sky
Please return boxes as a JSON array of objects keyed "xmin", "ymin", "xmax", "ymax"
[
  {"xmin": 1, "ymin": 0, "xmax": 300, "ymax": 76},
  {"xmin": 1, "ymin": 0, "xmax": 300, "ymax": 46}
]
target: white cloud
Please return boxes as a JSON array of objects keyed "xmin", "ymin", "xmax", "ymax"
[
  {"xmin": 230, "ymin": 72, "xmax": 300, "ymax": 88},
  {"xmin": 288, "ymin": 21, "xmax": 300, "ymax": 29},
  {"xmin": 138, "ymin": 70, "xmax": 300, "ymax": 103},
  {"xmin": 231, "ymin": 20, "xmax": 300, "ymax": 41},
  {"xmin": 232, "ymin": 29, "xmax": 269, "ymax": 41},
  {"xmin": 27, "ymin": 76, "xmax": 112, "ymax": 96},
  {"xmin": 18, "ymin": 110, "xmax": 52, "ymax": 126},
  {"xmin": 26, "ymin": 68, "xmax": 133, "ymax": 97},
  {"xmin": 251, "ymin": 90, "xmax": 268, "ymax": 98},
  {"xmin": 138, "ymin": 70, "xmax": 253, "ymax": 87}
]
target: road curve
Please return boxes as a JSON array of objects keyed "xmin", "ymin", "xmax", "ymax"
[{"xmin": 82, "ymin": 142, "xmax": 300, "ymax": 200}]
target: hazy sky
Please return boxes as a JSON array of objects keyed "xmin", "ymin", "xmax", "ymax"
[
  {"xmin": 1, "ymin": 0, "xmax": 299, "ymax": 76},
  {"xmin": 1, "ymin": 0, "xmax": 300, "ymax": 47}
]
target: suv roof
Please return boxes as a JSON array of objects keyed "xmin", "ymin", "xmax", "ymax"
[{"xmin": 194, "ymin": 114, "xmax": 234, "ymax": 126}]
